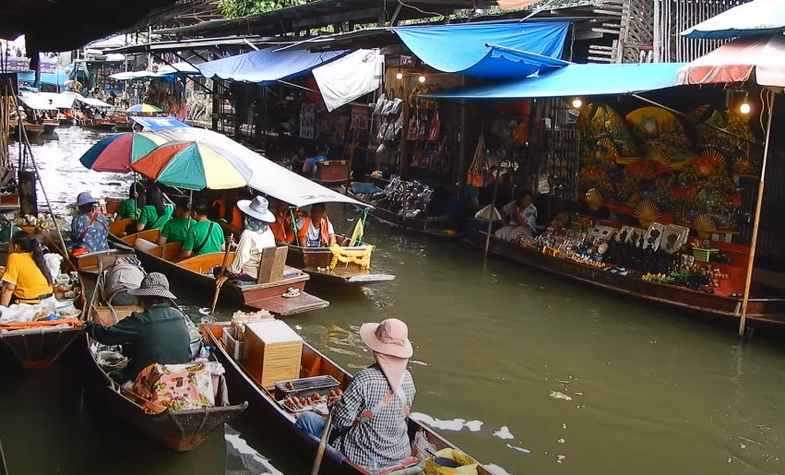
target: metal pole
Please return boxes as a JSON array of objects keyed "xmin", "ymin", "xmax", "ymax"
[
  {"xmin": 484, "ymin": 171, "xmax": 499, "ymax": 258},
  {"xmin": 738, "ymin": 91, "xmax": 776, "ymax": 336}
]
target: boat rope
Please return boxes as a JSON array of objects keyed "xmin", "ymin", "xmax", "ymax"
[{"xmin": 14, "ymin": 109, "xmax": 70, "ymax": 258}]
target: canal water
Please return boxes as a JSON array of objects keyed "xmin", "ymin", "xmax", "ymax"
[{"xmin": 2, "ymin": 126, "xmax": 785, "ymax": 474}]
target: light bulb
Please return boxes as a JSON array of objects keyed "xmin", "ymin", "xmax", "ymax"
[
  {"xmin": 395, "ymin": 72, "xmax": 403, "ymax": 80},
  {"xmin": 739, "ymin": 101, "xmax": 751, "ymax": 115},
  {"xmin": 571, "ymin": 98, "xmax": 583, "ymax": 109},
  {"xmin": 418, "ymin": 75, "xmax": 426, "ymax": 83}
]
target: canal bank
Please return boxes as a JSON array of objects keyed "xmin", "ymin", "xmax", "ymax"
[{"xmin": 1, "ymin": 126, "xmax": 785, "ymax": 473}]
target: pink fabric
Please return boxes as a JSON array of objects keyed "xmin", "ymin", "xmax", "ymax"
[
  {"xmin": 679, "ymin": 35, "xmax": 785, "ymax": 87},
  {"xmin": 375, "ymin": 352, "xmax": 409, "ymax": 393},
  {"xmin": 359, "ymin": 318, "xmax": 413, "ymax": 359}
]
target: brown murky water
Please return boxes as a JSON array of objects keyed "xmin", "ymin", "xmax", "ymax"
[{"xmin": 2, "ymin": 126, "xmax": 785, "ymax": 474}]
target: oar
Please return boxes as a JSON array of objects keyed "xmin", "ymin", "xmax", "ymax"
[
  {"xmin": 210, "ymin": 233, "xmax": 234, "ymax": 316},
  {"xmin": 0, "ymin": 439, "xmax": 9, "ymax": 475},
  {"xmin": 310, "ymin": 411, "xmax": 334, "ymax": 475}
]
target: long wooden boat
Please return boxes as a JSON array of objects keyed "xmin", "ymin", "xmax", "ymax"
[
  {"xmin": 0, "ymin": 244, "xmax": 84, "ymax": 369},
  {"xmin": 42, "ymin": 119, "xmax": 58, "ymax": 134},
  {"xmin": 83, "ymin": 117, "xmax": 116, "ymax": 130},
  {"xmin": 287, "ymin": 237, "xmax": 396, "ymax": 286},
  {"xmin": 482, "ymin": 234, "xmax": 785, "ymax": 327},
  {"xmin": 78, "ymin": 255, "xmax": 248, "ymax": 451},
  {"xmin": 203, "ymin": 323, "xmax": 490, "ymax": 474},
  {"xmin": 10, "ymin": 121, "xmax": 44, "ymax": 138},
  {"xmin": 109, "ymin": 219, "xmax": 328, "ymax": 316}
]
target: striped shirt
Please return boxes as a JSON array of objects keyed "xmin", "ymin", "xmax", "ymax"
[{"xmin": 332, "ymin": 365, "xmax": 416, "ymax": 470}]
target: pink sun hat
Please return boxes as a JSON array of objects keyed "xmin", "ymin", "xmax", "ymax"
[{"xmin": 359, "ymin": 318, "xmax": 413, "ymax": 359}]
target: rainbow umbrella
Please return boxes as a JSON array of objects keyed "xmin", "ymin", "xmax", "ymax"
[
  {"xmin": 79, "ymin": 132, "xmax": 168, "ymax": 172},
  {"xmin": 131, "ymin": 141, "xmax": 253, "ymax": 190},
  {"xmin": 127, "ymin": 103, "xmax": 162, "ymax": 114}
]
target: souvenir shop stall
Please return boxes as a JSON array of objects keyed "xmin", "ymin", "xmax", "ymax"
[
  {"xmin": 429, "ymin": 61, "xmax": 785, "ymax": 321},
  {"xmin": 349, "ymin": 53, "xmax": 466, "ymax": 235}
]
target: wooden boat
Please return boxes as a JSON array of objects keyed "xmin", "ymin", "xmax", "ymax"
[
  {"xmin": 203, "ymin": 323, "xmax": 491, "ymax": 473},
  {"xmin": 109, "ymin": 219, "xmax": 329, "ymax": 316},
  {"xmin": 79, "ymin": 265, "xmax": 248, "ymax": 451},
  {"xmin": 42, "ymin": 119, "xmax": 58, "ymax": 134},
  {"xmin": 0, "ymin": 245, "xmax": 84, "ymax": 369},
  {"xmin": 482, "ymin": 234, "xmax": 785, "ymax": 327},
  {"xmin": 83, "ymin": 117, "xmax": 116, "ymax": 130},
  {"xmin": 287, "ymin": 237, "xmax": 396, "ymax": 286},
  {"xmin": 10, "ymin": 121, "xmax": 44, "ymax": 138}
]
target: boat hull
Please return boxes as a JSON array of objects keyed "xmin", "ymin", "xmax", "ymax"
[
  {"xmin": 110, "ymin": 226, "xmax": 328, "ymax": 316},
  {"xmin": 286, "ymin": 243, "xmax": 396, "ymax": 287},
  {"xmin": 483, "ymin": 235, "xmax": 785, "ymax": 326},
  {"xmin": 81, "ymin": 335, "xmax": 248, "ymax": 451},
  {"xmin": 0, "ymin": 326, "xmax": 82, "ymax": 369}
]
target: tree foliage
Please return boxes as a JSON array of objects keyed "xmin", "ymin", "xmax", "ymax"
[{"xmin": 217, "ymin": 0, "xmax": 306, "ymax": 18}]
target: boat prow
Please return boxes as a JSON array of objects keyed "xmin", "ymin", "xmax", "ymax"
[{"xmin": 286, "ymin": 238, "xmax": 396, "ymax": 287}]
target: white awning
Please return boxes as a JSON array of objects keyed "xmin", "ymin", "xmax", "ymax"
[
  {"xmin": 18, "ymin": 92, "xmax": 58, "ymax": 110},
  {"xmin": 151, "ymin": 127, "xmax": 369, "ymax": 208}
]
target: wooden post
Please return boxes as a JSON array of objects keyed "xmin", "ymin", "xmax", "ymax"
[
  {"xmin": 484, "ymin": 172, "xmax": 499, "ymax": 258},
  {"xmin": 738, "ymin": 92, "xmax": 776, "ymax": 336}
]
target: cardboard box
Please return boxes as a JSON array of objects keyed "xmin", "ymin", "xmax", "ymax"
[{"xmin": 243, "ymin": 320, "xmax": 303, "ymax": 389}]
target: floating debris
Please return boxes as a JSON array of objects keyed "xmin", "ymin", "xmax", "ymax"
[
  {"xmin": 506, "ymin": 443, "xmax": 531, "ymax": 454},
  {"xmin": 550, "ymin": 391, "xmax": 573, "ymax": 401},
  {"xmin": 493, "ymin": 426, "xmax": 515, "ymax": 440}
]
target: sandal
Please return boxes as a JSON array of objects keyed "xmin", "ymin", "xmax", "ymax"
[{"xmin": 282, "ymin": 287, "xmax": 301, "ymax": 298}]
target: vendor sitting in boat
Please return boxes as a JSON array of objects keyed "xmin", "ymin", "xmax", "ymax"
[
  {"xmin": 117, "ymin": 182, "xmax": 144, "ymax": 220},
  {"xmin": 136, "ymin": 184, "xmax": 173, "ymax": 232},
  {"xmin": 86, "ymin": 272, "xmax": 192, "ymax": 380},
  {"xmin": 71, "ymin": 191, "xmax": 110, "ymax": 255},
  {"xmin": 1, "ymin": 231, "xmax": 54, "ymax": 306},
  {"xmin": 296, "ymin": 203, "xmax": 336, "ymax": 247},
  {"xmin": 158, "ymin": 200, "xmax": 193, "ymax": 246},
  {"xmin": 495, "ymin": 192, "xmax": 538, "ymax": 243},
  {"xmin": 222, "ymin": 196, "xmax": 277, "ymax": 283},
  {"xmin": 212, "ymin": 189, "xmax": 246, "ymax": 235},
  {"xmin": 269, "ymin": 197, "xmax": 294, "ymax": 244},
  {"xmin": 296, "ymin": 318, "xmax": 416, "ymax": 471},
  {"xmin": 180, "ymin": 201, "xmax": 225, "ymax": 259}
]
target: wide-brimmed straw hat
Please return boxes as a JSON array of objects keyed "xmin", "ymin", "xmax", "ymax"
[
  {"xmin": 237, "ymin": 196, "xmax": 276, "ymax": 223},
  {"xmin": 76, "ymin": 191, "xmax": 98, "ymax": 207},
  {"xmin": 128, "ymin": 272, "xmax": 177, "ymax": 300},
  {"xmin": 360, "ymin": 318, "xmax": 413, "ymax": 359}
]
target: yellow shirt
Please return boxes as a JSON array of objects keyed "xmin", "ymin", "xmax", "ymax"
[{"xmin": 2, "ymin": 252, "xmax": 53, "ymax": 300}]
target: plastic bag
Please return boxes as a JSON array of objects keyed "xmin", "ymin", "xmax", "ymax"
[{"xmin": 423, "ymin": 449, "xmax": 478, "ymax": 475}]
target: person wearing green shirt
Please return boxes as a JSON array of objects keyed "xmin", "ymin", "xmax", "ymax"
[
  {"xmin": 136, "ymin": 185, "xmax": 173, "ymax": 232},
  {"xmin": 158, "ymin": 201, "xmax": 193, "ymax": 246},
  {"xmin": 180, "ymin": 202, "xmax": 225, "ymax": 258},
  {"xmin": 117, "ymin": 182, "xmax": 143, "ymax": 220},
  {"xmin": 85, "ymin": 272, "xmax": 192, "ymax": 380}
]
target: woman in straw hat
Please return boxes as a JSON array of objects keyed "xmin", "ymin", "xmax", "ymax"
[
  {"xmin": 86, "ymin": 272, "xmax": 192, "ymax": 380},
  {"xmin": 224, "ymin": 195, "xmax": 277, "ymax": 282},
  {"xmin": 296, "ymin": 318, "xmax": 416, "ymax": 471}
]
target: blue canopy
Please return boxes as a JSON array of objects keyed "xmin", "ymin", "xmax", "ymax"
[
  {"xmin": 17, "ymin": 69, "xmax": 69, "ymax": 88},
  {"xmin": 425, "ymin": 63, "xmax": 687, "ymax": 100},
  {"xmin": 198, "ymin": 48, "xmax": 347, "ymax": 84},
  {"xmin": 393, "ymin": 22, "xmax": 570, "ymax": 79},
  {"xmin": 131, "ymin": 116, "xmax": 189, "ymax": 131}
]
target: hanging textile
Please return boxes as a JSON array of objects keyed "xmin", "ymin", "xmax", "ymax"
[{"xmin": 313, "ymin": 49, "xmax": 384, "ymax": 112}]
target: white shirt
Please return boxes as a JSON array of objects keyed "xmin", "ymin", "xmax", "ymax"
[
  {"xmin": 296, "ymin": 218, "xmax": 335, "ymax": 247},
  {"xmin": 229, "ymin": 228, "xmax": 276, "ymax": 277}
]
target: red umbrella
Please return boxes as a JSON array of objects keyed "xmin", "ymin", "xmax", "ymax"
[{"xmin": 678, "ymin": 34, "xmax": 785, "ymax": 87}]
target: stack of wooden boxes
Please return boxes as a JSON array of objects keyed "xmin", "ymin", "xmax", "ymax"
[{"xmin": 242, "ymin": 320, "xmax": 303, "ymax": 389}]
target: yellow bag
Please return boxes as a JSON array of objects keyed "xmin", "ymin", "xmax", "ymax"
[{"xmin": 423, "ymin": 449, "xmax": 478, "ymax": 475}]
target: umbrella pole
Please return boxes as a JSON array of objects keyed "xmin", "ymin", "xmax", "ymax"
[{"xmin": 738, "ymin": 92, "xmax": 776, "ymax": 337}]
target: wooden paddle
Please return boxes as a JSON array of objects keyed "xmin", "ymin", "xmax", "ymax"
[
  {"xmin": 311, "ymin": 411, "xmax": 334, "ymax": 475},
  {"xmin": 210, "ymin": 233, "xmax": 234, "ymax": 316}
]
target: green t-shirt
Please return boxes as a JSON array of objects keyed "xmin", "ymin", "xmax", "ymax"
[
  {"xmin": 138, "ymin": 204, "xmax": 174, "ymax": 230},
  {"xmin": 117, "ymin": 199, "xmax": 138, "ymax": 219},
  {"xmin": 182, "ymin": 219, "xmax": 224, "ymax": 255},
  {"xmin": 161, "ymin": 217, "xmax": 193, "ymax": 244}
]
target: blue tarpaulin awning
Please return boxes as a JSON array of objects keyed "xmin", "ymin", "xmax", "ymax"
[
  {"xmin": 424, "ymin": 63, "xmax": 688, "ymax": 100},
  {"xmin": 131, "ymin": 116, "xmax": 189, "ymax": 131},
  {"xmin": 197, "ymin": 48, "xmax": 347, "ymax": 83},
  {"xmin": 17, "ymin": 69, "xmax": 69, "ymax": 88},
  {"xmin": 393, "ymin": 22, "xmax": 570, "ymax": 79}
]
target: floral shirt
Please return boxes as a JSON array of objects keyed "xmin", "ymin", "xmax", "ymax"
[{"xmin": 70, "ymin": 212, "xmax": 110, "ymax": 253}]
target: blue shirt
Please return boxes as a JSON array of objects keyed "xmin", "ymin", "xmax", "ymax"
[{"xmin": 71, "ymin": 213, "xmax": 110, "ymax": 253}]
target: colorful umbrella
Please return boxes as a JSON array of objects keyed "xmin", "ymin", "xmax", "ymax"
[
  {"xmin": 127, "ymin": 103, "xmax": 162, "ymax": 114},
  {"xmin": 131, "ymin": 141, "xmax": 253, "ymax": 190},
  {"xmin": 78, "ymin": 132, "xmax": 168, "ymax": 172}
]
